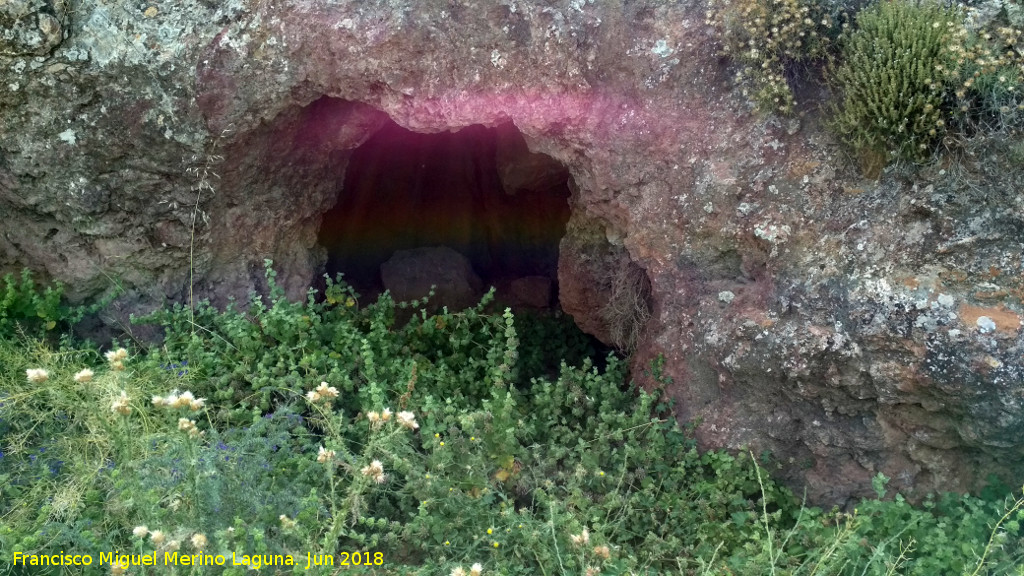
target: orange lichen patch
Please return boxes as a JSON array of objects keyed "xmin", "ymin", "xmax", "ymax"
[
  {"xmin": 900, "ymin": 276, "xmax": 920, "ymax": 289},
  {"xmin": 787, "ymin": 159, "xmax": 820, "ymax": 180},
  {"xmin": 958, "ymin": 304, "xmax": 1022, "ymax": 334},
  {"xmin": 973, "ymin": 289, "xmax": 1008, "ymax": 301},
  {"xmin": 939, "ymin": 269, "xmax": 968, "ymax": 284},
  {"xmin": 988, "ymin": 266, "xmax": 1001, "ymax": 279}
]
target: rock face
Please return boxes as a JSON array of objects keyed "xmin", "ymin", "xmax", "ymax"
[
  {"xmin": 2, "ymin": 0, "xmax": 1022, "ymax": 505},
  {"xmin": 381, "ymin": 247, "xmax": 483, "ymax": 312}
]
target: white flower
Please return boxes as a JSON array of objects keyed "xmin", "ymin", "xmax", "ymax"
[
  {"xmin": 191, "ymin": 533, "xmax": 208, "ymax": 549},
  {"xmin": 317, "ymin": 445, "xmax": 336, "ymax": 464},
  {"xmin": 570, "ymin": 528, "xmax": 590, "ymax": 546},
  {"xmin": 188, "ymin": 397, "xmax": 206, "ymax": 411},
  {"xmin": 73, "ymin": 368, "xmax": 94, "ymax": 383},
  {"xmin": 163, "ymin": 539, "xmax": 181, "ymax": 552},
  {"xmin": 26, "ymin": 368, "xmax": 49, "ymax": 383},
  {"xmin": 105, "ymin": 348, "xmax": 129, "ymax": 363},
  {"xmin": 470, "ymin": 563, "xmax": 483, "ymax": 576},
  {"xmin": 381, "ymin": 408, "xmax": 392, "ymax": 422},
  {"xmin": 152, "ymin": 395, "xmax": 168, "ymax": 407},
  {"xmin": 149, "ymin": 529, "xmax": 166, "ymax": 545},
  {"xmin": 360, "ymin": 459, "xmax": 386, "ymax": 484},
  {"xmin": 451, "ymin": 568, "xmax": 467, "ymax": 576},
  {"xmin": 111, "ymin": 391, "xmax": 132, "ymax": 415},
  {"xmin": 305, "ymin": 390, "xmax": 322, "ymax": 403},
  {"xmin": 174, "ymin": 391, "xmax": 195, "ymax": 409},
  {"xmin": 315, "ymin": 381, "xmax": 339, "ymax": 399},
  {"xmin": 396, "ymin": 410, "xmax": 419, "ymax": 430},
  {"xmin": 133, "ymin": 525, "xmax": 149, "ymax": 538}
]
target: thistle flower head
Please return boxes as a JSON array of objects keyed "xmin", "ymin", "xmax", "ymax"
[
  {"xmin": 73, "ymin": 368, "xmax": 94, "ymax": 383},
  {"xmin": 315, "ymin": 381, "xmax": 339, "ymax": 399},
  {"xmin": 191, "ymin": 533, "xmax": 208, "ymax": 549},
  {"xmin": 360, "ymin": 459, "xmax": 386, "ymax": 483},
  {"xmin": 105, "ymin": 348, "xmax": 129, "ymax": 363},
  {"xmin": 316, "ymin": 445, "xmax": 336, "ymax": 464},
  {"xmin": 396, "ymin": 410, "xmax": 419, "ymax": 430},
  {"xmin": 150, "ymin": 529, "xmax": 166, "ymax": 545},
  {"xmin": 470, "ymin": 563, "xmax": 483, "ymax": 576},
  {"xmin": 111, "ymin": 391, "xmax": 132, "ymax": 415},
  {"xmin": 570, "ymin": 528, "xmax": 590, "ymax": 546},
  {"xmin": 26, "ymin": 368, "xmax": 49, "ymax": 383},
  {"xmin": 133, "ymin": 525, "xmax": 149, "ymax": 538}
]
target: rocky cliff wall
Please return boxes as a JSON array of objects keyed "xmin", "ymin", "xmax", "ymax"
[{"xmin": 2, "ymin": 0, "xmax": 1022, "ymax": 505}]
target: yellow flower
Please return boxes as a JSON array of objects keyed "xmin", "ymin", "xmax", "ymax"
[{"xmin": 486, "ymin": 528, "xmax": 493, "ymax": 535}]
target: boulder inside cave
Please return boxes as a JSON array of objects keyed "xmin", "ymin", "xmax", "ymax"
[{"xmin": 317, "ymin": 118, "xmax": 573, "ymax": 312}]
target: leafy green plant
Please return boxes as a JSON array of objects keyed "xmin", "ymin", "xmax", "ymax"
[
  {"xmin": 0, "ymin": 269, "xmax": 71, "ymax": 337},
  {"xmin": 3, "ymin": 264, "xmax": 1023, "ymax": 576}
]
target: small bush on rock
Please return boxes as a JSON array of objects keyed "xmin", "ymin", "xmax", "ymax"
[
  {"xmin": 706, "ymin": 0, "xmax": 833, "ymax": 114},
  {"xmin": 830, "ymin": 0, "xmax": 960, "ymax": 164},
  {"xmin": 830, "ymin": 0, "xmax": 1024, "ymax": 171}
]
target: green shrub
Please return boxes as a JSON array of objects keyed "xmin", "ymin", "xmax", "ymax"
[
  {"xmin": 706, "ymin": 0, "xmax": 833, "ymax": 114},
  {"xmin": 830, "ymin": 0, "xmax": 960, "ymax": 163},
  {"xmin": 948, "ymin": 14, "xmax": 1024, "ymax": 135},
  {"xmin": 2, "ymin": 264, "xmax": 1023, "ymax": 576},
  {"xmin": 830, "ymin": 0, "xmax": 1024, "ymax": 170}
]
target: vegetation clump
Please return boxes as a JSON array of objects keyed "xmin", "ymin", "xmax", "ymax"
[
  {"xmin": 829, "ymin": 0, "xmax": 1024, "ymax": 169},
  {"xmin": 1, "ymin": 264, "xmax": 1023, "ymax": 575},
  {"xmin": 829, "ymin": 0, "xmax": 961, "ymax": 163},
  {"xmin": 706, "ymin": 0, "xmax": 833, "ymax": 114}
]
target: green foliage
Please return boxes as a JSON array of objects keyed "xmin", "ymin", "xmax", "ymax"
[
  {"xmin": 0, "ymin": 269, "xmax": 71, "ymax": 337},
  {"xmin": 830, "ymin": 0, "xmax": 1024, "ymax": 168},
  {"xmin": 830, "ymin": 0, "xmax": 960, "ymax": 162},
  {"xmin": 706, "ymin": 0, "xmax": 833, "ymax": 114},
  {"xmin": 0, "ymin": 268, "xmax": 123, "ymax": 341},
  {"xmin": 2, "ymin": 263, "xmax": 1023, "ymax": 576},
  {"xmin": 947, "ymin": 13, "xmax": 1024, "ymax": 135}
]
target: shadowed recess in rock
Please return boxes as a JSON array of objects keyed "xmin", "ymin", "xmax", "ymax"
[{"xmin": 318, "ymin": 117, "xmax": 572, "ymax": 308}]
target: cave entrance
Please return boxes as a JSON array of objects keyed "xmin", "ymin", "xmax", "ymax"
[{"xmin": 318, "ymin": 118, "xmax": 573, "ymax": 312}]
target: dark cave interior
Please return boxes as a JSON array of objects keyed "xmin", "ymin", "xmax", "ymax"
[{"xmin": 318, "ymin": 118, "xmax": 573, "ymax": 310}]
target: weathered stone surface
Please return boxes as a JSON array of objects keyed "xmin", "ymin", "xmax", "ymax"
[
  {"xmin": 380, "ymin": 246, "xmax": 483, "ymax": 312},
  {"xmin": 1, "ymin": 0, "xmax": 1022, "ymax": 505},
  {"xmin": 1, "ymin": 0, "xmax": 67, "ymax": 57}
]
